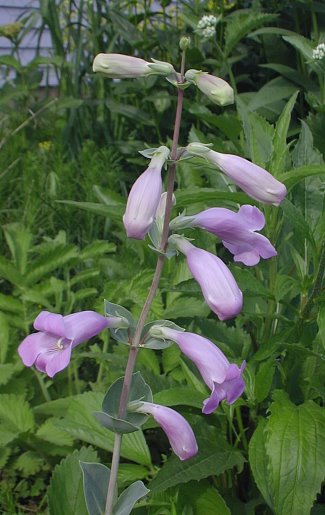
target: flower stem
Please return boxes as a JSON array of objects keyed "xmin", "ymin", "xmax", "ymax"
[{"xmin": 104, "ymin": 52, "xmax": 186, "ymax": 515}]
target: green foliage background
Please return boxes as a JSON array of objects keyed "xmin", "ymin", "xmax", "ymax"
[{"xmin": 0, "ymin": 0, "xmax": 324, "ymax": 513}]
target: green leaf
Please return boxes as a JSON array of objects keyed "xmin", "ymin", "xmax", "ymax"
[
  {"xmin": 282, "ymin": 35, "xmax": 314, "ymax": 60},
  {"xmin": 292, "ymin": 121, "xmax": 324, "ymax": 168},
  {"xmin": 0, "ymin": 293, "xmax": 24, "ymax": 315},
  {"xmin": 24, "ymin": 244, "xmax": 78, "ymax": 285},
  {"xmin": 224, "ymin": 11, "xmax": 276, "ymax": 56},
  {"xmin": 56, "ymin": 392, "xmax": 151, "ymax": 465},
  {"xmin": 57, "ymin": 200, "xmax": 124, "ymax": 221},
  {"xmin": 150, "ymin": 434, "xmax": 244, "ymax": 492},
  {"xmin": 104, "ymin": 300, "xmax": 135, "ymax": 344},
  {"xmin": 0, "ymin": 255, "xmax": 24, "ymax": 286},
  {"xmin": 79, "ymin": 241, "xmax": 116, "ymax": 260},
  {"xmin": 247, "ymin": 77, "xmax": 297, "ymax": 112},
  {"xmin": 280, "ymin": 165, "xmax": 325, "ymax": 190},
  {"xmin": 114, "ymin": 481, "xmax": 149, "ymax": 515},
  {"xmin": 237, "ymin": 98, "xmax": 274, "ymax": 167},
  {"xmin": 80, "ymin": 462, "xmax": 111, "ymax": 515},
  {"xmin": 176, "ymin": 189, "xmax": 249, "ymax": 208},
  {"xmin": 15, "ymin": 451, "xmax": 44, "ymax": 476},
  {"xmin": 266, "ymin": 391, "xmax": 325, "ymax": 515},
  {"xmin": 36, "ymin": 417, "xmax": 74, "ymax": 447},
  {"xmin": 0, "ymin": 394, "xmax": 34, "ymax": 445},
  {"xmin": 153, "ymin": 388, "xmax": 206, "ymax": 409},
  {"xmin": 118, "ymin": 464, "xmax": 149, "ymax": 486},
  {"xmin": 0, "ymin": 313, "xmax": 9, "ymax": 363},
  {"xmin": 3, "ymin": 223, "xmax": 32, "ymax": 275},
  {"xmin": 195, "ymin": 486, "xmax": 230, "ymax": 515},
  {"xmin": 281, "ymin": 199, "xmax": 316, "ymax": 248},
  {"xmin": 254, "ymin": 360, "xmax": 275, "ymax": 403},
  {"xmin": 248, "ymin": 419, "xmax": 273, "ymax": 509},
  {"xmin": 48, "ymin": 447, "xmax": 98, "ymax": 515},
  {"xmin": 270, "ymin": 91, "xmax": 299, "ymax": 175}
]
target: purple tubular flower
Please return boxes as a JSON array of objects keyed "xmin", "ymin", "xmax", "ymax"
[
  {"xmin": 135, "ymin": 402, "xmax": 198, "ymax": 460},
  {"xmin": 157, "ymin": 327, "xmax": 245, "ymax": 414},
  {"xmin": 205, "ymin": 150, "xmax": 287, "ymax": 205},
  {"xmin": 192, "ymin": 205, "xmax": 277, "ymax": 266},
  {"xmin": 18, "ymin": 311, "xmax": 112, "ymax": 377},
  {"xmin": 174, "ymin": 238, "xmax": 242, "ymax": 320},
  {"xmin": 123, "ymin": 146, "xmax": 169, "ymax": 239}
]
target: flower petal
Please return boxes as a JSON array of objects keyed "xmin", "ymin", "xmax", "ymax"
[
  {"xmin": 136, "ymin": 402, "xmax": 198, "ymax": 460},
  {"xmin": 63, "ymin": 311, "xmax": 109, "ymax": 346},
  {"xmin": 18, "ymin": 332, "xmax": 58, "ymax": 367},
  {"xmin": 44, "ymin": 344, "xmax": 73, "ymax": 378},
  {"xmin": 238, "ymin": 205, "xmax": 265, "ymax": 230},
  {"xmin": 202, "ymin": 382, "xmax": 225, "ymax": 414},
  {"xmin": 33, "ymin": 311, "xmax": 66, "ymax": 337}
]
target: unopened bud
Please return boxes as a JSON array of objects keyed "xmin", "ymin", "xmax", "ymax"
[
  {"xmin": 185, "ymin": 69, "xmax": 234, "ymax": 106},
  {"xmin": 179, "ymin": 36, "xmax": 191, "ymax": 51}
]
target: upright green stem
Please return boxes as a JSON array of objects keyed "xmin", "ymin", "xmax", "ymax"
[{"xmin": 104, "ymin": 52, "xmax": 186, "ymax": 515}]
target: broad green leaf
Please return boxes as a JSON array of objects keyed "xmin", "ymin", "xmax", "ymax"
[
  {"xmin": 48, "ymin": 447, "xmax": 98, "ymax": 515},
  {"xmin": 224, "ymin": 11, "xmax": 276, "ymax": 56},
  {"xmin": 247, "ymin": 77, "xmax": 297, "ymax": 112},
  {"xmin": 292, "ymin": 121, "xmax": 324, "ymax": 168},
  {"xmin": 176, "ymin": 189, "xmax": 249, "ymax": 208},
  {"xmin": 261, "ymin": 63, "xmax": 317, "ymax": 91},
  {"xmin": 36, "ymin": 417, "xmax": 74, "ymax": 447},
  {"xmin": 114, "ymin": 481, "xmax": 149, "ymax": 515},
  {"xmin": 0, "ymin": 255, "xmax": 24, "ymax": 286},
  {"xmin": 150, "ymin": 435, "xmax": 244, "ymax": 492},
  {"xmin": 281, "ymin": 199, "xmax": 316, "ymax": 248},
  {"xmin": 248, "ymin": 419, "xmax": 273, "ymax": 509},
  {"xmin": 282, "ymin": 35, "xmax": 313, "ymax": 60},
  {"xmin": 237, "ymin": 98, "xmax": 274, "ymax": 167},
  {"xmin": 118, "ymin": 464, "xmax": 149, "ymax": 486},
  {"xmin": 270, "ymin": 91, "xmax": 299, "ymax": 175},
  {"xmin": 56, "ymin": 392, "xmax": 151, "ymax": 465},
  {"xmin": 195, "ymin": 486, "xmax": 230, "ymax": 515},
  {"xmin": 0, "ymin": 293, "xmax": 24, "ymax": 314},
  {"xmin": 80, "ymin": 462, "xmax": 111, "ymax": 515},
  {"xmin": 153, "ymin": 388, "xmax": 206, "ymax": 409},
  {"xmin": 266, "ymin": 391, "xmax": 325, "ymax": 515},
  {"xmin": 254, "ymin": 360, "xmax": 275, "ymax": 403},
  {"xmin": 178, "ymin": 482, "xmax": 231, "ymax": 515},
  {"xmin": 0, "ymin": 394, "xmax": 34, "ymax": 445}
]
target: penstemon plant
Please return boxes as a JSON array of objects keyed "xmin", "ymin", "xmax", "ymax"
[{"xmin": 18, "ymin": 39, "xmax": 288, "ymax": 515}]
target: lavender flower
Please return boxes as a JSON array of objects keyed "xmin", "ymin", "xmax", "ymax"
[
  {"xmin": 172, "ymin": 237, "xmax": 243, "ymax": 320},
  {"xmin": 18, "ymin": 311, "xmax": 115, "ymax": 377},
  {"xmin": 186, "ymin": 144, "xmax": 287, "ymax": 205},
  {"xmin": 185, "ymin": 69, "xmax": 234, "ymax": 106},
  {"xmin": 153, "ymin": 327, "xmax": 245, "ymax": 414},
  {"xmin": 135, "ymin": 402, "xmax": 198, "ymax": 460},
  {"xmin": 189, "ymin": 205, "xmax": 276, "ymax": 266},
  {"xmin": 93, "ymin": 53, "xmax": 175, "ymax": 78},
  {"xmin": 123, "ymin": 146, "xmax": 169, "ymax": 239}
]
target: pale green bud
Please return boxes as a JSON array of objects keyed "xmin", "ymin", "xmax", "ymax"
[{"xmin": 185, "ymin": 69, "xmax": 234, "ymax": 106}]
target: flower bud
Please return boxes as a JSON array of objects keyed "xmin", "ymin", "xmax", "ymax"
[
  {"xmin": 199, "ymin": 149, "xmax": 287, "ymax": 205},
  {"xmin": 172, "ymin": 237, "xmax": 243, "ymax": 320},
  {"xmin": 93, "ymin": 53, "xmax": 175, "ymax": 79},
  {"xmin": 185, "ymin": 69, "xmax": 234, "ymax": 106},
  {"xmin": 123, "ymin": 146, "xmax": 170, "ymax": 239},
  {"xmin": 135, "ymin": 402, "xmax": 198, "ymax": 460}
]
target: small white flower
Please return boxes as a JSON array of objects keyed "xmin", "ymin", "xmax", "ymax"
[
  {"xmin": 196, "ymin": 15, "xmax": 217, "ymax": 39},
  {"xmin": 312, "ymin": 43, "xmax": 325, "ymax": 60}
]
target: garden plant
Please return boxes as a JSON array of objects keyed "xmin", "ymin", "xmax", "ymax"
[{"xmin": 0, "ymin": 1, "xmax": 324, "ymax": 514}]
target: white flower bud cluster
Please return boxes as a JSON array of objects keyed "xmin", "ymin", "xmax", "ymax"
[
  {"xmin": 312, "ymin": 43, "xmax": 325, "ymax": 60},
  {"xmin": 196, "ymin": 15, "xmax": 217, "ymax": 40}
]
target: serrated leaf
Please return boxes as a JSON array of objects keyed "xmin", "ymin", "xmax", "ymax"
[
  {"xmin": 25, "ymin": 244, "xmax": 78, "ymax": 285},
  {"xmin": 282, "ymin": 34, "xmax": 313, "ymax": 60},
  {"xmin": 247, "ymin": 77, "xmax": 297, "ymax": 112},
  {"xmin": 114, "ymin": 481, "xmax": 149, "ymax": 515},
  {"xmin": 56, "ymin": 392, "xmax": 151, "ymax": 465},
  {"xmin": 195, "ymin": 486, "xmax": 230, "ymax": 515},
  {"xmin": 15, "ymin": 451, "xmax": 44, "ymax": 476},
  {"xmin": 57, "ymin": 200, "xmax": 124, "ymax": 221},
  {"xmin": 265, "ymin": 391, "xmax": 325, "ymax": 515},
  {"xmin": 150, "ymin": 435, "xmax": 244, "ymax": 492},
  {"xmin": 79, "ymin": 241, "xmax": 116, "ymax": 260},
  {"xmin": 0, "ymin": 313, "xmax": 9, "ymax": 363},
  {"xmin": 118, "ymin": 464, "xmax": 149, "ymax": 486},
  {"xmin": 248, "ymin": 419, "xmax": 273, "ymax": 509},
  {"xmin": 224, "ymin": 11, "xmax": 276, "ymax": 56},
  {"xmin": 176, "ymin": 189, "xmax": 249, "ymax": 208},
  {"xmin": 36, "ymin": 417, "xmax": 74, "ymax": 447},
  {"xmin": 0, "ymin": 394, "xmax": 34, "ymax": 445},
  {"xmin": 254, "ymin": 360, "xmax": 275, "ymax": 403},
  {"xmin": 48, "ymin": 447, "xmax": 98, "ymax": 515},
  {"xmin": 178, "ymin": 482, "xmax": 230, "ymax": 515},
  {"xmin": 80, "ymin": 462, "xmax": 111, "ymax": 515}
]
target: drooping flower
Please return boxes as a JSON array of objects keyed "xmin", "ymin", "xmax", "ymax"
[
  {"xmin": 185, "ymin": 69, "xmax": 234, "ymax": 106},
  {"xmin": 92, "ymin": 53, "xmax": 175, "ymax": 79},
  {"xmin": 134, "ymin": 401, "xmax": 198, "ymax": 460},
  {"xmin": 123, "ymin": 146, "xmax": 169, "ymax": 239},
  {"xmin": 171, "ymin": 236, "xmax": 243, "ymax": 320},
  {"xmin": 152, "ymin": 327, "xmax": 245, "ymax": 414},
  {"xmin": 18, "ymin": 311, "xmax": 117, "ymax": 377},
  {"xmin": 186, "ymin": 143, "xmax": 287, "ymax": 205},
  {"xmin": 172, "ymin": 205, "xmax": 276, "ymax": 266}
]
